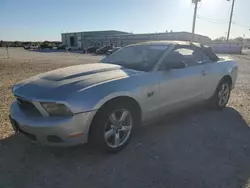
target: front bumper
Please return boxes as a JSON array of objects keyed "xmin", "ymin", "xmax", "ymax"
[{"xmin": 10, "ymin": 101, "xmax": 97, "ymax": 146}]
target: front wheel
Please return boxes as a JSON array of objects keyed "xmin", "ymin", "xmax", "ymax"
[
  {"xmin": 89, "ymin": 103, "xmax": 134, "ymax": 152},
  {"xmin": 210, "ymin": 80, "xmax": 231, "ymax": 109}
]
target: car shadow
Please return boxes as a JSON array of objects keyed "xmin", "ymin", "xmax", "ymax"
[{"xmin": 1, "ymin": 106, "xmax": 250, "ymax": 188}]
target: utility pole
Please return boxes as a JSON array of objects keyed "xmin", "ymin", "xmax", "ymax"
[
  {"xmin": 227, "ymin": 0, "xmax": 235, "ymax": 41},
  {"xmin": 191, "ymin": 0, "xmax": 200, "ymax": 42}
]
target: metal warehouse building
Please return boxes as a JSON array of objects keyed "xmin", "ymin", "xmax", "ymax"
[{"xmin": 61, "ymin": 30, "xmax": 211, "ymax": 50}]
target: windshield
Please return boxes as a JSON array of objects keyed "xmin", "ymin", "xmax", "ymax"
[{"xmin": 102, "ymin": 45, "xmax": 169, "ymax": 71}]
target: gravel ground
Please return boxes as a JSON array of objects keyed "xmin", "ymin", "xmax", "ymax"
[{"xmin": 0, "ymin": 48, "xmax": 250, "ymax": 188}]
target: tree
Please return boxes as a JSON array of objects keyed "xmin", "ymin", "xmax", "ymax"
[
  {"xmin": 213, "ymin": 36, "xmax": 226, "ymax": 41},
  {"xmin": 233, "ymin": 37, "xmax": 244, "ymax": 41},
  {"xmin": 42, "ymin": 41, "xmax": 50, "ymax": 45},
  {"xmin": 14, "ymin": 41, "xmax": 22, "ymax": 47}
]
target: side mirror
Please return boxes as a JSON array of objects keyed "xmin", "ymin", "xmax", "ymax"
[{"xmin": 165, "ymin": 61, "xmax": 187, "ymax": 70}]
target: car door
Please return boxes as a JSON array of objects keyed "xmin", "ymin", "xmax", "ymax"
[
  {"xmin": 199, "ymin": 58, "xmax": 221, "ymax": 100},
  {"xmin": 156, "ymin": 46, "xmax": 208, "ymax": 113}
]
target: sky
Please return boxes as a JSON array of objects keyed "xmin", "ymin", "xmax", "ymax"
[{"xmin": 0, "ymin": 0, "xmax": 250, "ymax": 41}]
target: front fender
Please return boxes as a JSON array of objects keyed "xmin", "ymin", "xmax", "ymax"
[
  {"xmin": 65, "ymin": 78, "xmax": 142, "ymax": 114},
  {"xmin": 219, "ymin": 60, "xmax": 238, "ymax": 89},
  {"xmin": 93, "ymin": 91, "xmax": 137, "ymax": 110}
]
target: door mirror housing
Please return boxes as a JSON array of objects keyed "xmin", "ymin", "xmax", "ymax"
[{"xmin": 165, "ymin": 61, "xmax": 187, "ymax": 70}]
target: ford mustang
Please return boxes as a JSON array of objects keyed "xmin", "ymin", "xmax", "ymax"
[{"xmin": 10, "ymin": 41, "xmax": 238, "ymax": 152}]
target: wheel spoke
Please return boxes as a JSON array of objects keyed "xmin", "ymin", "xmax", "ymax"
[
  {"xmin": 105, "ymin": 129, "xmax": 114, "ymax": 140},
  {"xmin": 219, "ymin": 97, "xmax": 224, "ymax": 106},
  {"xmin": 223, "ymin": 84, "xmax": 229, "ymax": 94},
  {"xmin": 225, "ymin": 88, "xmax": 229, "ymax": 96},
  {"xmin": 223, "ymin": 95, "xmax": 228, "ymax": 102},
  {"xmin": 119, "ymin": 110, "xmax": 129, "ymax": 123},
  {"xmin": 226, "ymin": 92, "xmax": 229, "ymax": 98},
  {"xmin": 221, "ymin": 84, "xmax": 225, "ymax": 92},
  {"xmin": 223, "ymin": 94, "xmax": 227, "ymax": 101},
  {"xmin": 223, "ymin": 86, "xmax": 229, "ymax": 99},
  {"xmin": 120, "ymin": 125, "xmax": 132, "ymax": 132},
  {"xmin": 109, "ymin": 113, "xmax": 117, "ymax": 124},
  {"xmin": 114, "ymin": 132, "xmax": 120, "ymax": 147}
]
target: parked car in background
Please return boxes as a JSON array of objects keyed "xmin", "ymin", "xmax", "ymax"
[
  {"xmin": 39, "ymin": 43, "xmax": 53, "ymax": 49},
  {"xmin": 23, "ymin": 45, "xmax": 31, "ymax": 49},
  {"xmin": 87, "ymin": 46, "xmax": 99, "ymax": 53},
  {"xmin": 57, "ymin": 45, "xmax": 71, "ymax": 51},
  {"xmin": 106, "ymin": 47, "xmax": 121, "ymax": 55},
  {"xmin": 96, "ymin": 45, "xmax": 113, "ymax": 54},
  {"xmin": 10, "ymin": 41, "xmax": 238, "ymax": 152},
  {"xmin": 23, "ymin": 44, "xmax": 39, "ymax": 49},
  {"xmin": 57, "ymin": 45, "xmax": 66, "ymax": 50},
  {"xmin": 30, "ymin": 44, "xmax": 39, "ymax": 49}
]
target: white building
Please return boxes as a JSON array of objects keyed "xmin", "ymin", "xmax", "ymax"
[{"xmin": 61, "ymin": 30, "xmax": 211, "ymax": 49}]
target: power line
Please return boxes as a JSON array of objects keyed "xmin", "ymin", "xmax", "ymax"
[
  {"xmin": 232, "ymin": 22, "xmax": 250, "ymax": 30},
  {"xmin": 197, "ymin": 14, "xmax": 228, "ymax": 23},
  {"xmin": 197, "ymin": 15, "xmax": 228, "ymax": 24},
  {"xmin": 197, "ymin": 17, "xmax": 227, "ymax": 24}
]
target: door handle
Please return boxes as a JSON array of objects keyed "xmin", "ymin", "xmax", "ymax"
[{"xmin": 201, "ymin": 70, "xmax": 207, "ymax": 76}]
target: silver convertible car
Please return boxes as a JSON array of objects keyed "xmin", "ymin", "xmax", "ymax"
[{"xmin": 10, "ymin": 41, "xmax": 238, "ymax": 152}]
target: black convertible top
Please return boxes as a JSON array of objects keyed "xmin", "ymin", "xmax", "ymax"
[{"xmin": 191, "ymin": 43, "xmax": 219, "ymax": 61}]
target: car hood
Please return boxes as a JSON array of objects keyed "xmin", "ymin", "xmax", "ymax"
[{"xmin": 13, "ymin": 63, "xmax": 142, "ymax": 100}]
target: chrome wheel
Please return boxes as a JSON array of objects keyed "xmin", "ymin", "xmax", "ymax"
[
  {"xmin": 218, "ymin": 83, "xmax": 230, "ymax": 107},
  {"xmin": 104, "ymin": 109, "xmax": 133, "ymax": 148}
]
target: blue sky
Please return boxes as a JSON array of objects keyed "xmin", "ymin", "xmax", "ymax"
[{"xmin": 1, "ymin": 0, "xmax": 250, "ymax": 41}]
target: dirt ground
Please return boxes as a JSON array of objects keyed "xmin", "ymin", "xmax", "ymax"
[{"xmin": 1, "ymin": 48, "xmax": 250, "ymax": 188}]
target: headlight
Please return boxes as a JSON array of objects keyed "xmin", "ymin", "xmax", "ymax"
[{"xmin": 41, "ymin": 103, "xmax": 72, "ymax": 116}]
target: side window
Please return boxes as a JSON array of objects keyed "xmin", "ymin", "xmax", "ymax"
[
  {"xmin": 169, "ymin": 47, "xmax": 210, "ymax": 67},
  {"xmin": 159, "ymin": 50, "xmax": 186, "ymax": 70},
  {"xmin": 175, "ymin": 48, "xmax": 194, "ymax": 56},
  {"xmin": 175, "ymin": 48, "xmax": 200, "ymax": 66},
  {"xmin": 200, "ymin": 51, "xmax": 211, "ymax": 63}
]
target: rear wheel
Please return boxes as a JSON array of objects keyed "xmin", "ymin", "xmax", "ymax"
[
  {"xmin": 210, "ymin": 79, "xmax": 231, "ymax": 109},
  {"xmin": 89, "ymin": 103, "xmax": 134, "ymax": 152}
]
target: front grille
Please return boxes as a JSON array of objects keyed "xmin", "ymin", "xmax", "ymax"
[{"xmin": 16, "ymin": 97, "xmax": 41, "ymax": 116}]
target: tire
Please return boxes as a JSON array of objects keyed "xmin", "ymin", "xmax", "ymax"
[
  {"xmin": 209, "ymin": 79, "xmax": 231, "ymax": 110},
  {"xmin": 89, "ymin": 102, "xmax": 135, "ymax": 152}
]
